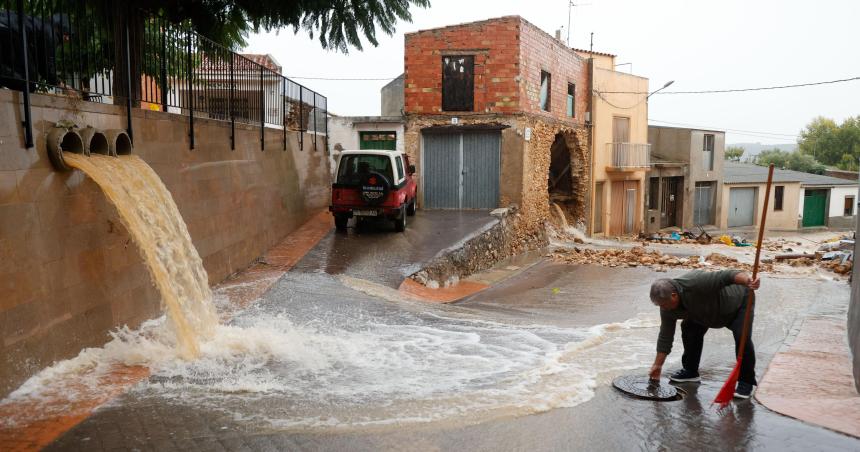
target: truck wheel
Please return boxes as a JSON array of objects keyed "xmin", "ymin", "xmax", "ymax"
[
  {"xmin": 394, "ymin": 206, "xmax": 407, "ymax": 232},
  {"xmin": 334, "ymin": 214, "xmax": 348, "ymax": 232},
  {"xmin": 406, "ymin": 197, "xmax": 416, "ymax": 216}
]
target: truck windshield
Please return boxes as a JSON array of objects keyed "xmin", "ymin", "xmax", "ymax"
[{"xmin": 337, "ymin": 155, "xmax": 394, "ymax": 184}]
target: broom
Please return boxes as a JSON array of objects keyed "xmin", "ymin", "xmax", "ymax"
[{"xmin": 712, "ymin": 163, "xmax": 775, "ymax": 408}]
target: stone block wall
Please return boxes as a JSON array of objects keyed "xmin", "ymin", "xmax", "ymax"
[{"xmin": 0, "ymin": 90, "xmax": 330, "ymax": 396}]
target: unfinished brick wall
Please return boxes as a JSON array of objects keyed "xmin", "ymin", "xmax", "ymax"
[
  {"xmin": 404, "ymin": 16, "xmax": 589, "ymax": 122},
  {"xmin": 404, "ymin": 16, "xmax": 521, "ymax": 115},
  {"xmin": 518, "ymin": 19, "xmax": 589, "ymax": 121},
  {"xmin": 403, "ymin": 16, "xmax": 592, "ymax": 238}
]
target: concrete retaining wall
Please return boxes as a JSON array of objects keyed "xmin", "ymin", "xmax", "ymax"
[{"xmin": 0, "ymin": 90, "xmax": 330, "ymax": 396}]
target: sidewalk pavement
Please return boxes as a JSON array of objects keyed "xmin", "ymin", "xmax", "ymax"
[{"xmin": 756, "ymin": 316, "xmax": 860, "ymax": 438}]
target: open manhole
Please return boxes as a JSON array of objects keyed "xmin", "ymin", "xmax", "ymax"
[{"xmin": 612, "ymin": 375, "xmax": 685, "ymax": 401}]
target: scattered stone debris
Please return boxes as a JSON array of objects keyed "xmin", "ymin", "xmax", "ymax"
[
  {"xmin": 549, "ymin": 246, "xmax": 773, "ymax": 273},
  {"xmin": 761, "ymin": 238, "xmax": 801, "ymax": 252}
]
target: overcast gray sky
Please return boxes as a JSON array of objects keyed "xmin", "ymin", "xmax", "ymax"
[{"xmin": 244, "ymin": 0, "xmax": 860, "ymax": 145}]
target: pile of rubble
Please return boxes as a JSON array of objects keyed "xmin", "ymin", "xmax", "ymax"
[
  {"xmin": 761, "ymin": 238, "xmax": 804, "ymax": 252},
  {"xmin": 775, "ymin": 236, "xmax": 854, "ymax": 275},
  {"xmin": 550, "ymin": 246, "xmax": 772, "ymax": 273},
  {"xmin": 637, "ymin": 229, "xmax": 714, "ymax": 245}
]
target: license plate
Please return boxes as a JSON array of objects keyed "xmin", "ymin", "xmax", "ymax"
[{"xmin": 353, "ymin": 210, "xmax": 378, "ymax": 217}]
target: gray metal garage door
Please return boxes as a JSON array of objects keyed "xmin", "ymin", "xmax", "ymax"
[
  {"xmin": 423, "ymin": 131, "xmax": 500, "ymax": 209},
  {"xmin": 728, "ymin": 187, "xmax": 756, "ymax": 227},
  {"xmin": 694, "ymin": 182, "xmax": 715, "ymax": 226}
]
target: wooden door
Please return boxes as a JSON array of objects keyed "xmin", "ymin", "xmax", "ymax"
[{"xmin": 610, "ymin": 180, "xmax": 639, "ymax": 235}]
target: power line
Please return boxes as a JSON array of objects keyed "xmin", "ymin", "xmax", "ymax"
[
  {"xmin": 649, "ymin": 119, "xmax": 800, "ymax": 140},
  {"xmin": 598, "ymin": 76, "xmax": 860, "ymax": 95}
]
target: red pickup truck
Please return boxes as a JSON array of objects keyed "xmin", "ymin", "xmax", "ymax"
[{"xmin": 329, "ymin": 150, "xmax": 418, "ymax": 232}]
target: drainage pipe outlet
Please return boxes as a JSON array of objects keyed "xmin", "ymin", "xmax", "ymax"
[
  {"xmin": 105, "ymin": 129, "xmax": 133, "ymax": 156},
  {"xmin": 46, "ymin": 127, "xmax": 84, "ymax": 172},
  {"xmin": 80, "ymin": 127, "xmax": 110, "ymax": 156}
]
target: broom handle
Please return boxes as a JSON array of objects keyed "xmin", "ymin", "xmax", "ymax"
[{"xmin": 736, "ymin": 164, "xmax": 775, "ymax": 361}]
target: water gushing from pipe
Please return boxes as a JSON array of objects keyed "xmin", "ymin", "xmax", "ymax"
[{"xmin": 64, "ymin": 154, "xmax": 218, "ymax": 357}]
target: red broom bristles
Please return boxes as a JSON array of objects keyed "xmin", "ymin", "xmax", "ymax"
[{"xmin": 713, "ymin": 358, "xmax": 741, "ymax": 407}]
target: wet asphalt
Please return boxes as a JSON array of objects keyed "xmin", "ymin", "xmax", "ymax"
[
  {"xmin": 292, "ymin": 210, "xmax": 497, "ymax": 287},
  {"xmin": 46, "ymin": 213, "xmax": 859, "ymax": 451}
]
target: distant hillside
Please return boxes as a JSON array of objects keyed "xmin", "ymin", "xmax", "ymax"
[{"xmin": 728, "ymin": 142, "xmax": 798, "ymax": 162}]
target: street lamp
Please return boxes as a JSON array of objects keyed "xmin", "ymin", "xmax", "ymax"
[{"xmin": 647, "ymin": 80, "xmax": 675, "ymax": 99}]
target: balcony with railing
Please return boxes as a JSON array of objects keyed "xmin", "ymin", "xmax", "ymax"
[{"xmin": 606, "ymin": 143, "xmax": 651, "ymax": 171}]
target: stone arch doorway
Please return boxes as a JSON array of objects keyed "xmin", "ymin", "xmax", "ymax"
[{"xmin": 547, "ymin": 130, "xmax": 586, "ymax": 227}]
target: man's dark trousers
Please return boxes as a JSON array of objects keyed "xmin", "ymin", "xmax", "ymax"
[{"xmin": 680, "ymin": 295, "xmax": 757, "ymax": 385}]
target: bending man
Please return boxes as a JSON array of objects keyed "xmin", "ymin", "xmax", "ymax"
[{"xmin": 648, "ymin": 270, "xmax": 760, "ymax": 399}]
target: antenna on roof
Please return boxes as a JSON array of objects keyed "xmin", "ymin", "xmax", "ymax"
[{"xmin": 567, "ymin": 1, "xmax": 592, "ymax": 46}]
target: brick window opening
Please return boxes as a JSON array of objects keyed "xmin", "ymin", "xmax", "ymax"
[
  {"xmin": 567, "ymin": 83, "xmax": 575, "ymax": 117},
  {"xmin": 442, "ymin": 56, "xmax": 474, "ymax": 111},
  {"xmin": 774, "ymin": 185, "xmax": 784, "ymax": 211},
  {"xmin": 540, "ymin": 70, "xmax": 552, "ymax": 112},
  {"xmin": 703, "ymin": 134, "xmax": 715, "ymax": 171},
  {"xmin": 845, "ymin": 196, "xmax": 855, "ymax": 216}
]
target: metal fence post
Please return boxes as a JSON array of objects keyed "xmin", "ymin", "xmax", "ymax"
[
  {"xmin": 16, "ymin": 0, "xmax": 33, "ymax": 148},
  {"xmin": 323, "ymin": 98, "xmax": 328, "ymax": 154},
  {"xmin": 299, "ymin": 86, "xmax": 303, "ymax": 151},
  {"xmin": 313, "ymin": 92, "xmax": 317, "ymax": 151},
  {"xmin": 282, "ymin": 78, "xmax": 286, "ymax": 151},
  {"xmin": 160, "ymin": 19, "xmax": 168, "ymax": 111},
  {"xmin": 124, "ymin": 7, "xmax": 134, "ymax": 144},
  {"xmin": 186, "ymin": 29, "xmax": 194, "ymax": 150},
  {"xmin": 229, "ymin": 54, "xmax": 235, "ymax": 150},
  {"xmin": 259, "ymin": 65, "xmax": 264, "ymax": 151}
]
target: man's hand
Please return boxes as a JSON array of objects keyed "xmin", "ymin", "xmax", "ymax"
[
  {"xmin": 748, "ymin": 276, "xmax": 760, "ymax": 290},
  {"xmin": 650, "ymin": 352, "xmax": 667, "ymax": 381},
  {"xmin": 733, "ymin": 272, "xmax": 761, "ymax": 290},
  {"xmin": 649, "ymin": 363, "xmax": 662, "ymax": 381}
]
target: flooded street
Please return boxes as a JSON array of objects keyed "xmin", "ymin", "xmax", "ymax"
[{"xmin": 40, "ymin": 240, "xmax": 857, "ymax": 450}]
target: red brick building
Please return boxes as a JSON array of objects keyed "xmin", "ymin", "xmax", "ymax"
[{"xmin": 403, "ymin": 16, "xmax": 591, "ymax": 232}]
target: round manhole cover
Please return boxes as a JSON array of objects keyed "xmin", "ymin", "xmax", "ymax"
[{"xmin": 612, "ymin": 375, "xmax": 684, "ymax": 401}]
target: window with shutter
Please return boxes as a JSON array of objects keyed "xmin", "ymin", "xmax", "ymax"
[{"xmin": 442, "ymin": 56, "xmax": 475, "ymax": 111}]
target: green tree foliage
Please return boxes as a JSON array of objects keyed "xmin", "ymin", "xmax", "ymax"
[
  {"xmin": 754, "ymin": 148, "xmax": 826, "ymax": 174},
  {"xmin": 798, "ymin": 115, "xmax": 860, "ymax": 171},
  {"xmin": 724, "ymin": 146, "xmax": 744, "ymax": 161},
  {"xmin": 141, "ymin": 0, "xmax": 431, "ymax": 51}
]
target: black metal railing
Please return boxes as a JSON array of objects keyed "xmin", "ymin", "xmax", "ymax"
[{"xmin": 0, "ymin": 0, "xmax": 327, "ymax": 151}]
